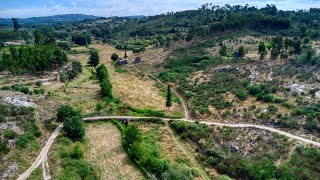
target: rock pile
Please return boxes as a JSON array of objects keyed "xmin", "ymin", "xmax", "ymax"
[{"xmin": 1, "ymin": 95, "xmax": 36, "ymax": 108}]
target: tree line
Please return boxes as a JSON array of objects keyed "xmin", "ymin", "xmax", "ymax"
[{"xmin": 0, "ymin": 45, "xmax": 68, "ymax": 74}]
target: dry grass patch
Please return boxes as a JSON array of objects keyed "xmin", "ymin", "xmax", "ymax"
[
  {"xmin": 90, "ymin": 44, "xmax": 182, "ymax": 117},
  {"xmin": 85, "ymin": 123, "xmax": 143, "ymax": 180}
]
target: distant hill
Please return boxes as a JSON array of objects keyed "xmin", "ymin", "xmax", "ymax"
[
  {"xmin": 0, "ymin": 14, "xmax": 101, "ymax": 28},
  {"xmin": 122, "ymin": 15, "xmax": 145, "ymax": 19}
]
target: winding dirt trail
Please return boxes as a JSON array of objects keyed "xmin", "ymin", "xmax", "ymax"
[
  {"xmin": 17, "ymin": 124, "xmax": 63, "ymax": 180},
  {"xmin": 18, "ymin": 115, "xmax": 320, "ymax": 180},
  {"xmin": 84, "ymin": 116, "xmax": 320, "ymax": 148},
  {"xmin": 148, "ymin": 73, "xmax": 190, "ymax": 120}
]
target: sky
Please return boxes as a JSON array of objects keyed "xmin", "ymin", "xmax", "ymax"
[{"xmin": 0, "ymin": 0, "xmax": 319, "ymax": 18}]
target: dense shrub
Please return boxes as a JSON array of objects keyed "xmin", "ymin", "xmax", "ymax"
[
  {"xmin": 33, "ymin": 89, "xmax": 41, "ymax": 94},
  {"xmin": 63, "ymin": 115, "xmax": 85, "ymax": 141},
  {"xmin": 59, "ymin": 159, "xmax": 97, "ymax": 179},
  {"xmin": 235, "ymin": 90, "xmax": 248, "ymax": 101},
  {"xmin": 3, "ymin": 130, "xmax": 17, "ymax": 139},
  {"xmin": 24, "ymin": 122, "xmax": 42, "ymax": 138},
  {"xmin": 100, "ymin": 78, "xmax": 113, "ymax": 98},
  {"xmin": 16, "ymin": 132, "xmax": 36, "ymax": 149},
  {"xmin": 57, "ymin": 105, "xmax": 80, "ymax": 122},
  {"xmin": 70, "ymin": 143, "xmax": 84, "ymax": 159},
  {"xmin": 71, "ymin": 34, "xmax": 91, "ymax": 46},
  {"xmin": 19, "ymin": 86, "xmax": 30, "ymax": 94},
  {"xmin": 114, "ymin": 121, "xmax": 172, "ymax": 178},
  {"xmin": 162, "ymin": 165, "xmax": 193, "ymax": 180},
  {"xmin": 0, "ymin": 142, "xmax": 10, "ymax": 155}
]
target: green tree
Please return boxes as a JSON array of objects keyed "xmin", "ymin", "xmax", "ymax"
[
  {"xmin": 293, "ymin": 40, "xmax": 302, "ymax": 54},
  {"xmin": 111, "ymin": 53, "xmax": 119, "ymax": 61},
  {"xmin": 88, "ymin": 50, "xmax": 99, "ymax": 68},
  {"xmin": 12, "ymin": 18, "xmax": 21, "ymax": 31},
  {"xmin": 57, "ymin": 105, "xmax": 79, "ymax": 122},
  {"xmin": 100, "ymin": 78, "xmax": 113, "ymax": 98},
  {"xmin": 96, "ymin": 64, "xmax": 109, "ymax": 82},
  {"xmin": 166, "ymin": 85, "xmax": 172, "ymax": 109},
  {"xmin": 271, "ymin": 48, "xmax": 279, "ymax": 59},
  {"xmin": 72, "ymin": 34, "xmax": 91, "ymax": 46},
  {"xmin": 219, "ymin": 43, "xmax": 227, "ymax": 56},
  {"xmin": 306, "ymin": 49, "xmax": 312, "ymax": 63},
  {"xmin": 238, "ymin": 46, "xmax": 245, "ymax": 57},
  {"xmin": 258, "ymin": 42, "xmax": 267, "ymax": 60},
  {"xmin": 123, "ymin": 125, "xmax": 141, "ymax": 149},
  {"xmin": 63, "ymin": 115, "xmax": 85, "ymax": 141},
  {"xmin": 124, "ymin": 50, "xmax": 128, "ymax": 59},
  {"xmin": 33, "ymin": 26, "xmax": 56, "ymax": 45}
]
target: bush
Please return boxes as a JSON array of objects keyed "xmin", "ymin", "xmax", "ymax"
[
  {"xmin": 0, "ymin": 114, "xmax": 5, "ymax": 122},
  {"xmin": 19, "ymin": 86, "xmax": 30, "ymax": 94},
  {"xmin": 70, "ymin": 143, "xmax": 84, "ymax": 159},
  {"xmin": 63, "ymin": 115, "xmax": 85, "ymax": 141},
  {"xmin": 0, "ymin": 142, "xmax": 10, "ymax": 155},
  {"xmin": 33, "ymin": 89, "xmax": 41, "ymax": 94},
  {"xmin": 18, "ymin": 106, "xmax": 34, "ymax": 115},
  {"xmin": 24, "ymin": 122, "xmax": 42, "ymax": 138},
  {"xmin": 16, "ymin": 132, "xmax": 36, "ymax": 149},
  {"xmin": 235, "ymin": 90, "xmax": 248, "ymax": 101},
  {"xmin": 162, "ymin": 165, "xmax": 193, "ymax": 180},
  {"xmin": 3, "ymin": 130, "xmax": 17, "ymax": 139},
  {"xmin": 59, "ymin": 159, "xmax": 97, "ymax": 180},
  {"xmin": 111, "ymin": 53, "xmax": 119, "ymax": 61},
  {"xmin": 123, "ymin": 125, "xmax": 141, "ymax": 149}
]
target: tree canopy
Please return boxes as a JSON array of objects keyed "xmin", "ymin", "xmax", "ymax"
[
  {"xmin": 88, "ymin": 50, "xmax": 99, "ymax": 67},
  {"xmin": 0, "ymin": 45, "xmax": 68, "ymax": 75}
]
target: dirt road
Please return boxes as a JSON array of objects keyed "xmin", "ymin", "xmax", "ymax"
[
  {"xmin": 84, "ymin": 116, "xmax": 320, "ymax": 148},
  {"xmin": 19, "ymin": 115, "xmax": 320, "ymax": 180},
  {"xmin": 17, "ymin": 124, "xmax": 63, "ymax": 180}
]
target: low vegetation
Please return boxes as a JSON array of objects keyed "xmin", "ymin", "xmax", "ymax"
[
  {"xmin": 113, "ymin": 119, "xmax": 194, "ymax": 180},
  {"xmin": 170, "ymin": 121, "xmax": 320, "ymax": 179}
]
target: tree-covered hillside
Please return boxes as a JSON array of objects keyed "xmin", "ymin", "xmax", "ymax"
[
  {"xmin": 0, "ymin": 14, "xmax": 100, "ymax": 28},
  {"xmin": 90, "ymin": 4, "xmax": 320, "ymax": 51}
]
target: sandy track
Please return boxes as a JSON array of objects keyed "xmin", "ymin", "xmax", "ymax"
[{"xmin": 17, "ymin": 124, "xmax": 63, "ymax": 180}]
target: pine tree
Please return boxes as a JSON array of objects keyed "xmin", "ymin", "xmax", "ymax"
[
  {"xmin": 166, "ymin": 85, "xmax": 172, "ymax": 109},
  {"xmin": 258, "ymin": 42, "xmax": 267, "ymax": 60},
  {"xmin": 219, "ymin": 43, "xmax": 227, "ymax": 56},
  {"xmin": 238, "ymin": 46, "xmax": 245, "ymax": 57},
  {"xmin": 124, "ymin": 50, "xmax": 128, "ymax": 59}
]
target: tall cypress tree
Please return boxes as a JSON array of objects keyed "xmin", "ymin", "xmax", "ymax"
[
  {"xmin": 88, "ymin": 50, "xmax": 100, "ymax": 68},
  {"xmin": 166, "ymin": 85, "xmax": 172, "ymax": 109}
]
